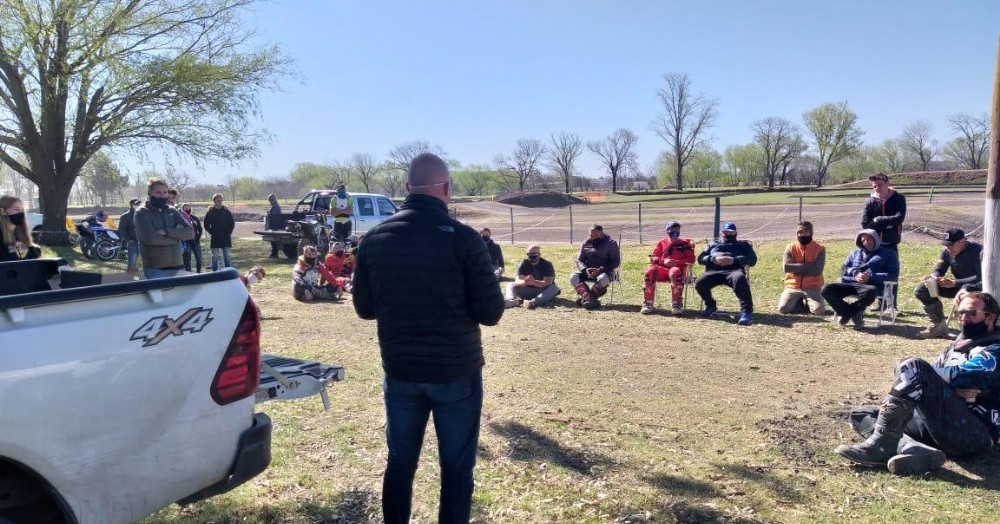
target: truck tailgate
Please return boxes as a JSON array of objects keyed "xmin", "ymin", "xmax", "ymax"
[{"xmin": 256, "ymin": 354, "xmax": 345, "ymax": 409}]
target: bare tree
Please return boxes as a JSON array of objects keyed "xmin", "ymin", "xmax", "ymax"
[
  {"xmin": 588, "ymin": 129, "xmax": 638, "ymax": 193},
  {"xmin": 495, "ymin": 139, "xmax": 546, "ymax": 192},
  {"xmin": 348, "ymin": 153, "xmax": 382, "ymax": 192},
  {"xmin": 947, "ymin": 113, "xmax": 991, "ymax": 170},
  {"xmin": 387, "ymin": 140, "xmax": 447, "ymax": 172},
  {"xmin": 802, "ymin": 101, "xmax": 865, "ymax": 187},
  {"xmin": 378, "ymin": 169, "xmax": 406, "ymax": 198},
  {"xmin": 751, "ymin": 117, "xmax": 807, "ymax": 188},
  {"xmin": 899, "ymin": 120, "xmax": 939, "ymax": 171},
  {"xmin": 870, "ymin": 139, "xmax": 910, "ymax": 174},
  {"xmin": 163, "ymin": 169, "xmax": 195, "ymax": 193},
  {"xmin": 546, "ymin": 133, "xmax": 583, "ymax": 193},
  {"xmin": 651, "ymin": 73, "xmax": 719, "ymax": 190}
]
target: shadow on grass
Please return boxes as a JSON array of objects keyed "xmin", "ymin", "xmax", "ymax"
[
  {"xmin": 932, "ymin": 451, "xmax": 1000, "ymax": 490},
  {"xmin": 613, "ymin": 500, "xmax": 774, "ymax": 524},
  {"xmin": 153, "ymin": 488, "xmax": 379, "ymax": 523},
  {"xmin": 488, "ymin": 420, "xmax": 616, "ymax": 475},
  {"xmin": 715, "ymin": 463, "xmax": 807, "ymax": 504},
  {"xmin": 643, "ymin": 473, "xmax": 719, "ymax": 498}
]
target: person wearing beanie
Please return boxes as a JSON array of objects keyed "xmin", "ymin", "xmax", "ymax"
[
  {"xmin": 821, "ymin": 229, "xmax": 899, "ymax": 330},
  {"xmin": 914, "ymin": 228, "xmax": 984, "ymax": 339},
  {"xmin": 778, "ymin": 221, "xmax": 826, "ymax": 315},
  {"xmin": 641, "ymin": 221, "xmax": 695, "ymax": 315},
  {"xmin": 694, "ymin": 221, "xmax": 757, "ymax": 325}
]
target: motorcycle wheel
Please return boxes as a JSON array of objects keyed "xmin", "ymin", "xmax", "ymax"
[
  {"xmin": 94, "ymin": 239, "xmax": 120, "ymax": 261},
  {"xmin": 80, "ymin": 238, "xmax": 95, "ymax": 259}
]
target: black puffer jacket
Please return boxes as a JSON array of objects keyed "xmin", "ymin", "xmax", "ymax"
[
  {"xmin": 861, "ymin": 190, "xmax": 906, "ymax": 246},
  {"xmin": 352, "ymin": 194, "xmax": 504, "ymax": 383}
]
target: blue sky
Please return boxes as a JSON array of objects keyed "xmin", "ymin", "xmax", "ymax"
[{"xmin": 155, "ymin": 0, "xmax": 1000, "ymax": 183}]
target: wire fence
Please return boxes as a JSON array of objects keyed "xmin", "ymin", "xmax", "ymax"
[{"xmin": 455, "ymin": 192, "xmax": 987, "ymax": 247}]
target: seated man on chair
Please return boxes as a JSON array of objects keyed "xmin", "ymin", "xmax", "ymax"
[
  {"xmin": 695, "ymin": 222, "xmax": 757, "ymax": 325},
  {"xmin": 778, "ymin": 221, "xmax": 826, "ymax": 315},
  {"xmin": 641, "ymin": 220, "xmax": 695, "ymax": 315},
  {"xmin": 505, "ymin": 245, "xmax": 559, "ymax": 309},
  {"xmin": 915, "ymin": 228, "xmax": 983, "ymax": 339},
  {"xmin": 821, "ymin": 229, "xmax": 899, "ymax": 330},
  {"xmin": 570, "ymin": 225, "xmax": 621, "ymax": 310},
  {"xmin": 834, "ymin": 291, "xmax": 1000, "ymax": 476}
]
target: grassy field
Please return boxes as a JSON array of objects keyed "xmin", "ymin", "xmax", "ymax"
[{"xmin": 45, "ymin": 236, "xmax": 1000, "ymax": 524}]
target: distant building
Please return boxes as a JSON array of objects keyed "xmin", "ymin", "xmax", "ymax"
[{"xmin": 632, "ymin": 181, "xmax": 650, "ymax": 192}]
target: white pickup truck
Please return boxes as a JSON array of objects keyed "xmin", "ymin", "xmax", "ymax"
[{"xmin": 0, "ymin": 259, "xmax": 343, "ymax": 523}]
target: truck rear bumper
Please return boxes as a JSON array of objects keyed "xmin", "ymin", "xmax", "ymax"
[{"xmin": 176, "ymin": 412, "xmax": 272, "ymax": 505}]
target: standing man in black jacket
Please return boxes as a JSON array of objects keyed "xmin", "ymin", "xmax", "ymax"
[
  {"xmin": 267, "ymin": 194, "xmax": 282, "ymax": 258},
  {"xmin": 352, "ymin": 153, "xmax": 504, "ymax": 524},
  {"xmin": 862, "ymin": 172, "xmax": 906, "ymax": 310},
  {"xmin": 204, "ymin": 193, "xmax": 235, "ymax": 270},
  {"xmin": 480, "ymin": 227, "xmax": 505, "ymax": 280}
]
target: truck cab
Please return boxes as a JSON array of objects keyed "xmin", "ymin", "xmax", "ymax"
[{"xmin": 291, "ymin": 190, "xmax": 398, "ymax": 235}]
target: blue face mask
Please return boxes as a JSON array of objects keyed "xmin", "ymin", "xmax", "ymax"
[{"xmin": 337, "ymin": 189, "xmax": 347, "ymax": 198}]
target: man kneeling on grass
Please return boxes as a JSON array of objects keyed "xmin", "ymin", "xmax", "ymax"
[
  {"xmin": 505, "ymin": 245, "xmax": 559, "ymax": 309},
  {"xmin": 292, "ymin": 245, "xmax": 340, "ymax": 302},
  {"xmin": 835, "ymin": 291, "xmax": 1000, "ymax": 475}
]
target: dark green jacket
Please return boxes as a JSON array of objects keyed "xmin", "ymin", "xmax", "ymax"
[{"xmin": 135, "ymin": 203, "xmax": 194, "ymax": 269}]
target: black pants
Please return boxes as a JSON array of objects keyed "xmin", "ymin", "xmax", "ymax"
[
  {"xmin": 851, "ymin": 358, "xmax": 995, "ymax": 458},
  {"xmin": 695, "ymin": 269, "xmax": 753, "ymax": 312},
  {"xmin": 821, "ymin": 282, "xmax": 877, "ymax": 318},
  {"xmin": 270, "ymin": 241, "xmax": 280, "ymax": 257},
  {"xmin": 334, "ymin": 221, "xmax": 352, "ymax": 242}
]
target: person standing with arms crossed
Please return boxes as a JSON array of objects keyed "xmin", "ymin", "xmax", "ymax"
[{"xmin": 353, "ymin": 153, "xmax": 504, "ymax": 524}]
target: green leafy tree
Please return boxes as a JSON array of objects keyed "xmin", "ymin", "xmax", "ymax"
[
  {"xmin": 751, "ymin": 117, "xmax": 807, "ymax": 188},
  {"xmin": 0, "ymin": 0, "xmax": 289, "ymax": 242},
  {"xmin": 79, "ymin": 152, "xmax": 128, "ymax": 206},
  {"xmin": 722, "ymin": 144, "xmax": 765, "ymax": 186},
  {"xmin": 869, "ymin": 139, "xmax": 911, "ymax": 174},
  {"xmin": 289, "ymin": 162, "xmax": 339, "ymax": 190},
  {"xmin": 802, "ymin": 102, "xmax": 864, "ymax": 187}
]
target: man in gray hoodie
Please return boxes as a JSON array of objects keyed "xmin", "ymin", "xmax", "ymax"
[{"xmin": 821, "ymin": 229, "xmax": 899, "ymax": 329}]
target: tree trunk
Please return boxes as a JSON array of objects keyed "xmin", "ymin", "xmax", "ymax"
[
  {"xmin": 36, "ymin": 178, "xmax": 76, "ymax": 245},
  {"xmin": 674, "ymin": 158, "xmax": 684, "ymax": 190},
  {"xmin": 565, "ymin": 177, "xmax": 570, "ymax": 194}
]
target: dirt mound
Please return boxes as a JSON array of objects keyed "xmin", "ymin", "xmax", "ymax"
[{"xmin": 497, "ymin": 191, "xmax": 588, "ymax": 208}]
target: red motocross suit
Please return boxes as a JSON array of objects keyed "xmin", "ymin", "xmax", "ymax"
[
  {"xmin": 322, "ymin": 252, "xmax": 355, "ymax": 290},
  {"xmin": 644, "ymin": 237, "xmax": 696, "ymax": 303}
]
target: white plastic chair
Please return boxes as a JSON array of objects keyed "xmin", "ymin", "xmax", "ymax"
[{"xmin": 877, "ymin": 281, "xmax": 898, "ymax": 326}]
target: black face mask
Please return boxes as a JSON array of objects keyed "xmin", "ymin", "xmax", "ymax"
[
  {"xmin": 304, "ymin": 256, "xmax": 317, "ymax": 264},
  {"xmin": 149, "ymin": 196, "xmax": 169, "ymax": 209},
  {"xmin": 668, "ymin": 230, "xmax": 680, "ymax": 239},
  {"xmin": 7, "ymin": 212, "xmax": 25, "ymax": 226},
  {"xmin": 961, "ymin": 320, "xmax": 991, "ymax": 340},
  {"xmin": 527, "ymin": 254, "xmax": 540, "ymax": 263},
  {"xmin": 797, "ymin": 235, "xmax": 812, "ymax": 245},
  {"xmin": 482, "ymin": 236, "xmax": 490, "ymax": 242},
  {"xmin": 723, "ymin": 234, "xmax": 737, "ymax": 243}
]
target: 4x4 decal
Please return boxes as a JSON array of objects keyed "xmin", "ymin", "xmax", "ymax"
[{"xmin": 130, "ymin": 307, "xmax": 214, "ymax": 347}]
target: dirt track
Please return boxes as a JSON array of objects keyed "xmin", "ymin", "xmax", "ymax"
[
  {"xmin": 234, "ymin": 191, "xmax": 988, "ymax": 247},
  {"xmin": 450, "ymin": 192, "xmax": 987, "ymax": 246}
]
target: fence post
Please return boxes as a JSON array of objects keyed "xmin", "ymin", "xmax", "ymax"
[
  {"xmin": 638, "ymin": 203, "xmax": 643, "ymax": 244},
  {"xmin": 798, "ymin": 196, "xmax": 803, "ymax": 222},
  {"xmin": 569, "ymin": 205, "xmax": 574, "ymax": 245},
  {"xmin": 509, "ymin": 208, "xmax": 514, "ymax": 245},
  {"xmin": 713, "ymin": 197, "xmax": 721, "ymax": 240},
  {"xmin": 929, "ymin": 186, "xmax": 936, "ymax": 204}
]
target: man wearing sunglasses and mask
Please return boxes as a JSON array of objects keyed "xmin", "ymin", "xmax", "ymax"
[
  {"xmin": 835, "ymin": 291, "xmax": 1000, "ymax": 476},
  {"xmin": 504, "ymin": 245, "xmax": 559, "ymax": 309}
]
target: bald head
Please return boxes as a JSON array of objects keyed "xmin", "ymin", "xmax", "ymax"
[{"xmin": 407, "ymin": 153, "xmax": 450, "ymax": 201}]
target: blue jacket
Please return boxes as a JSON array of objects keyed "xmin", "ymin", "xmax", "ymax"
[
  {"xmin": 934, "ymin": 331, "xmax": 1000, "ymax": 438},
  {"xmin": 697, "ymin": 238, "xmax": 757, "ymax": 272},
  {"xmin": 839, "ymin": 229, "xmax": 899, "ymax": 287}
]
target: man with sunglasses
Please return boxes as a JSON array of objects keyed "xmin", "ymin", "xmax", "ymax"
[
  {"xmin": 914, "ymin": 228, "xmax": 983, "ymax": 339},
  {"xmin": 505, "ymin": 245, "xmax": 559, "ymax": 309},
  {"xmin": 835, "ymin": 291, "xmax": 1000, "ymax": 476}
]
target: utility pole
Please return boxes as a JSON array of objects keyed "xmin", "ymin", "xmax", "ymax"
[{"xmin": 985, "ymin": 35, "xmax": 1000, "ymax": 296}]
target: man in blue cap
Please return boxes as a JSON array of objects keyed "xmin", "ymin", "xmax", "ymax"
[{"xmin": 694, "ymin": 221, "xmax": 757, "ymax": 325}]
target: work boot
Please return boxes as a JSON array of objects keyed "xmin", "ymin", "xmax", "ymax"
[
  {"xmin": 583, "ymin": 297, "xmax": 600, "ymax": 310},
  {"xmin": 852, "ymin": 310, "xmax": 865, "ymax": 330},
  {"xmin": 835, "ymin": 396, "xmax": 917, "ymax": 466},
  {"xmin": 574, "ymin": 284, "xmax": 594, "ymax": 308},
  {"xmin": 640, "ymin": 302, "xmax": 654, "ymax": 315},
  {"xmin": 887, "ymin": 436, "xmax": 947, "ymax": 476},
  {"xmin": 671, "ymin": 302, "xmax": 683, "ymax": 316},
  {"xmin": 918, "ymin": 320, "xmax": 949, "ymax": 339}
]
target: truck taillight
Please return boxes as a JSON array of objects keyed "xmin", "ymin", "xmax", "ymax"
[{"xmin": 211, "ymin": 299, "xmax": 261, "ymax": 405}]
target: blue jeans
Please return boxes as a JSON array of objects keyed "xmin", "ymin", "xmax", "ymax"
[
  {"xmin": 143, "ymin": 267, "xmax": 183, "ymax": 280},
  {"xmin": 382, "ymin": 369, "xmax": 483, "ymax": 524},
  {"xmin": 183, "ymin": 241, "xmax": 203, "ymax": 273},
  {"xmin": 210, "ymin": 247, "xmax": 232, "ymax": 271},
  {"xmin": 126, "ymin": 240, "xmax": 139, "ymax": 271}
]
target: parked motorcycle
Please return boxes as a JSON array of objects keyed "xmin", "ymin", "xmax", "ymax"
[{"xmin": 76, "ymin": 216, "xmax": 122, "ymax": 261}]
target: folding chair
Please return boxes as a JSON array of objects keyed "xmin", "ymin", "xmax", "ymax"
[
  {"xmin": 607, "ymin": 268, "xmax": 622, "ymax": 305},
  {"xmin": 681, "ymin": 265, "xmax": 699, "ymax": 311},
  {"xmin": 877, "ymin": 281, "xmax": 898, "ymax": 327}
]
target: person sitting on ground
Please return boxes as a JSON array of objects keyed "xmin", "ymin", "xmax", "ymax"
[
  {"xmin": 834, "ymin": 291, "xmax": 1000, "ymax": 476},
  {"xmin": 570, "ymin": 225, "xmax": 621, "ymax": 310},
  {"xmin": 505, "ymin": 245, "xmax": 560, "ymax": 309},
  {"xmin": 641, "ymin": 221, "xmax": 695, "ymax": 315},
  {"xmin": 292, "ymin": 245, "xmax": 339, "ymax": 302},
  {"xmin": 914, "ymin": 228, "xmax": 983, "ymax": 339},
  {"xmin": 481, "ymin": 228, "xmax": 505, "ymax": 280},
  {"xmin": 694, "ymin": 221, "xmax": 757, "ymax": 325},
  {"xmin": 820, "ymin": 229, "xmax": 899, "ymax": 330},
  {"xmin": 0, "ymin": 195, "xmax": 41, "ymax": 262},
  {"xmin": 323, "ymin": 242, "xmax": 355, "ymax": 292},
  {"xmin": 242, "ymin": 265, "xmax": 266, "ymax": 291},
  {"xmin": 778, "ymin": 221, "xmax": 826, "ymax": 315}
]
